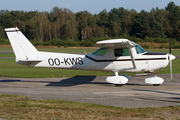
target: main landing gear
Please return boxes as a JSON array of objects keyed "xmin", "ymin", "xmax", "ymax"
[
  {"xmin": 106, "ymin": 72, "xmax": 131, "ymax": 87},
  {"xmin": 106, "ymin": 69, "xmax": 164, "ymax": 87}
]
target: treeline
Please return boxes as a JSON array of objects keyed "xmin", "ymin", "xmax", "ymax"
[{"xmin": 0, "ymin": 2, "xmax": 180, "ymax": 48}]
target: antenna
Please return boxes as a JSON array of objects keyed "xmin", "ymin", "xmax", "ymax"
[
  {"xmin": 83, "ymin": 48, "xmax": 87, "ymax": 55},
  {"xmin": 106, "ymin": 35, "xmax": 111, "ymax": 40}
]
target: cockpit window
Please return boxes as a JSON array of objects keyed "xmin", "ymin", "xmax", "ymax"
[
  {"xmin": 114, "ymin": 48, "xmax": 130, "ymax": 57},
  {"xmin": 135, "ymin": 44, "xmax": 146, "ymax": 54},
  {"xmin": 92, "ymin": 48, "xmax": 107, "ymax": 56}
]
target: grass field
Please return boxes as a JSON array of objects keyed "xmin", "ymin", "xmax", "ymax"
[
  {"xmin": 0, "ymin": 47, "xmax": 179, "ymax": 78},
  {"xmin": 0, "ymin": 94, "xmax": 179, "ymax": 120}
]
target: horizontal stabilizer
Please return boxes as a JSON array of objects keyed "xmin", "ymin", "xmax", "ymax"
[{"xmin": 18, "ymin": 59, "xmax": 42, "ymax": 62}]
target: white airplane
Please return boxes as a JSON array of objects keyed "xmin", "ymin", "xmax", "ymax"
[{"xmin": 5, "ymin": 27, "xmax": 176, "ymax": 86}]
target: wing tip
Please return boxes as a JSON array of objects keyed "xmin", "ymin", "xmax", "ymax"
[{"xmin": 4, "ymin": 27, "xmax": 19, "ymax": 32}]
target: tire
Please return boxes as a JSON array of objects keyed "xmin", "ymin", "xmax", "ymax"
[
  {"xmin": 115, "ymin": 84, "xmax": 123, "ymax": 87},
  {"xmin": 153, "ymin": 84, "xmax": 160, "ymax": 86}
]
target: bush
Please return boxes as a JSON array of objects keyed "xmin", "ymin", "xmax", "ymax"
[
  {"xmin": 153, "ymin": 37, "xmax": 168, "ymax": 43},
  {"xmin": 141, "ymin": 44, "xmax": 150, "ymax": 49},
  {"xmin": 2, "ymin": 36, "xmax": 180, "ymax": 49},
  {"xmin": 159, "ymin": 44, "xmax": 168, "ymax": 49},
  {"xmin": 0, "ymin": 39, "xmax": 10, "ymax": 45},
  {"xmin": 144, "ymin": 36, "xmax": 152, "ymax": 42},
  {"xmin": 130, "ymin": 36, "xmax": 143, "ymax": 43}
]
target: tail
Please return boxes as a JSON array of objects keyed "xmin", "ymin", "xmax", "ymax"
[{"xmin": 5, "ymin": 27, "xmax": 41, "ymax": 62}]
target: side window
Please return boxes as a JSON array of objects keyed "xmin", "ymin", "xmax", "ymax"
[
  {"xmin": 92, "ymin": 48, "xmax": 107, "ymax": 56},
  {"xmin": 114, "ymin": 48, "xmax": 130, "ymax": 57}
]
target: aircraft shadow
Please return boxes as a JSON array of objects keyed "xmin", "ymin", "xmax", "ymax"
[
  {"xmin": 0, "ymin": 77, "xmax": 154, "ymax": 87},
  {"xmin": 0, "ymin": 76, "xmax": 110, "ymax": 87},
  {"xmin": 169, "ymin": 97, "xmax": 180, "ymax": 100},
  {"xmin": 46, "ymin": 76, "xmax": 110, "ymax": 87},
  {"xmin": 133, "ymin": 89, "xmax": 180, "ymax": 96},
  {"xmin": 126, "ymin": 83, "xmax": 145, "ymax": 86},
  {"xmin": 133, "ymin": 89, "xmax": 180, "ymax": 104},
  {"xmin": 0, "ymin": 80, "xmax": 21, "ymax": 82}
]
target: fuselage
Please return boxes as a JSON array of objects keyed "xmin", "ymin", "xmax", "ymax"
[{"xmin": 18, "ymin": 49, "xmax": 170, "ymax": 73}]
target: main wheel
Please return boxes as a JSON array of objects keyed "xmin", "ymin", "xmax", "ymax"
[
  {"xmin": 115, "ymin": 84, "xmax": 123, "ymax": 87},
  {"xmin": 153, "ymin": 84, "xmax": 160, "ymax": 86}
]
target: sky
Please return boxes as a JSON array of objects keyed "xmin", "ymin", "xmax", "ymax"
[{"xmin": 0, "ymin": 0, "xmax": 180, "ymax": 14}]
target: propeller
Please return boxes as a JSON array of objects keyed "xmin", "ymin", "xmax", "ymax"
[
  {"xmin": 169, "ymin": 37, "xmax": 176, "ymax": 79},
  {"xmin": 169, "ymin": 37, "xmax": 172, "ymax": 79}
]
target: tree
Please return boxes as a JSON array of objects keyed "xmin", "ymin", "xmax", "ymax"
[
  {"xmin": 76, "ymin": 11, "xmax": 95, "ymax": 40},
  {"xmin": 132, "ymin": 10, "xmax": 151, "ymax": 39},
  {"xmin": 50, "ymin": 7, "xmax": 78, "ymax": 40},
  {"xmin": 166, "ymin": 2, "xmax": 180, "ymax": 38},
  {"xmin": 97, "ymin": 9, "xmax": 109, "ymax": 27},
  {"xmin": 149, "ymin": 7, "xmax": 168, "ymax": 38},
  {"xmin": 0, "ymin": 10, "xmax": 15, "ymax": 28},
  {"xmin": 108, "ymin": 7, "xmax": 136, "ymax": 37}
]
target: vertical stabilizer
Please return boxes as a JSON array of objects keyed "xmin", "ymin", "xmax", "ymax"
[{"xmin": 5, "ymin": 27, "xmax": 39, "ymax": 61}]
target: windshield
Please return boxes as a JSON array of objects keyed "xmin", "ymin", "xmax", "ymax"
[
  {"xmin": 135, "ymin": 44, "xmax": 146, "ymax": 54},
  {"xmin": 92, "ymin": 48, "xmax": 108, "ymax": 56}
]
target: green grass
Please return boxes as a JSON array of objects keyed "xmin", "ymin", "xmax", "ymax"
[
  {"xmin": 160, "ymin": 58, "xmax": 180, "ymax": 74},
  {"xmin": 0, "ymin": 59, "xmax": 114, "ymax": 78},
  {"xmin": 0, "ymin": 53, "xmax": 14, "ymax": 57},
  {"xmin": 147, "ymin": 49, "xmax": 180, "ymax": 55},
  {"xmin": 0, "ymin": 47, "xmax": 179, "ymax": 78},
  {"xmin": 37, "ymin": 47, "xmax": 98, "ymax": 54},
  {"xmin": 0, "ymin": 47, "xmax": 13, "ymax": 51},
  {"xmin": 0, "ymin": 94, "xmax": 179, "ymax": 120}
]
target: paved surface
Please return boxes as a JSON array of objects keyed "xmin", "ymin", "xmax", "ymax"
[{"xmin": 0, "ymin": 74, "xmax": 180, "ymax": 108}]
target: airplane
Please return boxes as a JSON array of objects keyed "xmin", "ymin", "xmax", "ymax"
[{"xmin": 4, "ymin": 27, "xmax": 176, "ymax": 86}]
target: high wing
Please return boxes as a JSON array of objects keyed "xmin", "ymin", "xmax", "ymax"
[
  {"xmin": 94, "ymin": 39, "xmax": 134, "ymax": 48},
  {"xmin": 94, "ymin": 39, "xmax": 137, "ymax": 69}
]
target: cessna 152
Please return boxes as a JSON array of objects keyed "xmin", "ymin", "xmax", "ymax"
[{"xmin": 5, "ymin": 27, "xmax": 176, "ymax": 86}]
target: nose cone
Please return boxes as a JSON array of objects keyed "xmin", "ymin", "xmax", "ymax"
[{"xmin": 169, "ymin": 54, "xmax": 176, "ymax": 61}]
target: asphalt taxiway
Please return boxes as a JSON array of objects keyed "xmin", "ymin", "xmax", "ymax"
[{"xmin": 0, "ymin": 74, "xmax": 180, "ymax": 108}]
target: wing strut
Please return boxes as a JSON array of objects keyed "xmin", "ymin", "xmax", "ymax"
[{"xmin": 127, "ymin": 42, "xmax": 137, "ymax": 69}]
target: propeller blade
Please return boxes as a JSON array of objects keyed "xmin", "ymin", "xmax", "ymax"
[
  {"xmin": 169, "ymin": 37, "xmax": 173, "ymax": 79},
  {"xmin": 170, "ymin": 55, "xmax": 173, "ymax": 79},
  {"xmin": 169, "ymin": 37, "xmax": 171, "ymax": 54}
]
